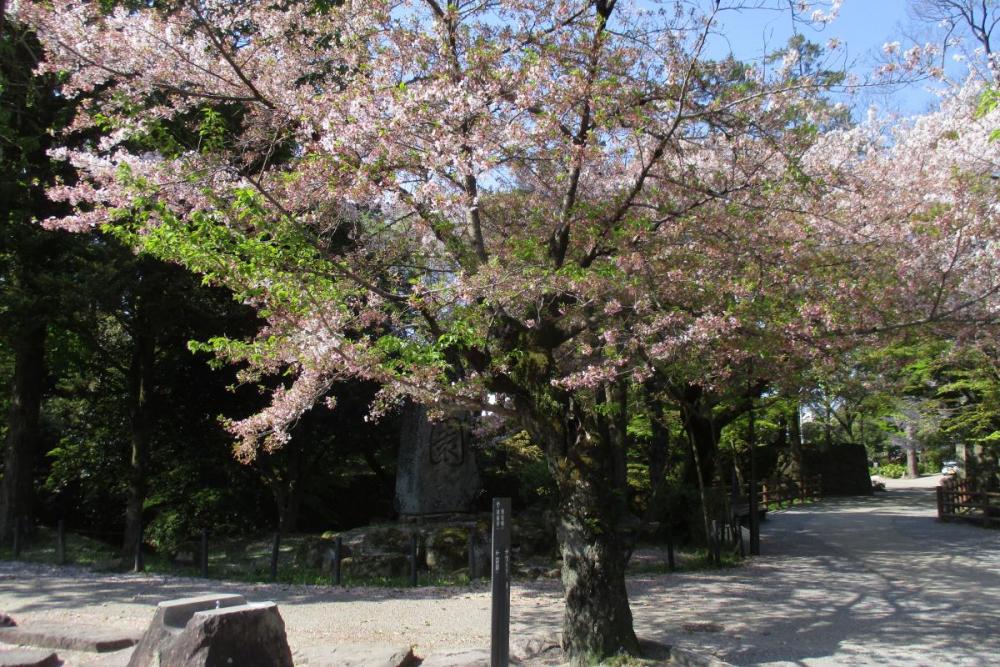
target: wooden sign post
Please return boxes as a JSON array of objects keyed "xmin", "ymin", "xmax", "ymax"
[{"xmin": 490, "ymin": 498, "xmax": 511, "ymax": 667}]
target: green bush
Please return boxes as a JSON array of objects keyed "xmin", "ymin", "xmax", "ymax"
[{"xmin": 872, "ymin": 463, "xmax": 907, "ymax": 478}]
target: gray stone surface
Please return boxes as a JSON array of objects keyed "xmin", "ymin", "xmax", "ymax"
[
  {"xmin": 158, "ymin": 602, "xmax": 292, "ymax": 667},
  {"xmin": 395, "ymin": 405, "xmax": 481, "ymax": 516},
  {"xmin": 294, "ymin": 644, "xmax": 417, "ymax": 667},
  {"xmin": 127, "ymin": 593, "xmax": 247, "ymax": 667},
  {"xmin": 418, "ymin": 649, "xmax": 493, "ymax": 667},
  {"xmin": 0, "ymin": 625, "xmax": 139, "ymax": 653},
  {"xmin": 0, "ymin": 649, "xmax": 59, "ymax": 667}
]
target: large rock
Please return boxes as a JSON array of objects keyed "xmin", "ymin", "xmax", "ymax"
[
  {"xmin": 128, "ymin": 593, "xmax": 247, "ymax": 667},
  {"xmin": 128, "ymin": 594, "xmax": 292, "ymax": 667},
  {"xmin": 395, "ymin": 405, "xmax": 481, "ymax": 516},
  {"xmin": 424, "ymin": 527, "xmax": 468, "ymax": 572},
  {"xmin": 159, "ymin": 602, "xmax": 292, "ymax": 667}
]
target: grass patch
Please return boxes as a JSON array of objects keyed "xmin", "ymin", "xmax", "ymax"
[
  {"xmin": 626, "ymin": 546, "xmax": 741, "ymax": 575},
  {"xmin": 0, "ymin": 528, "xmax": 475, "ymax": 588}
]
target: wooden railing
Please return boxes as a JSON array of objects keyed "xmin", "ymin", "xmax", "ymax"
[
  {"xmin": 937, "ymin": 477, "xmax": 1000, "ymax": 527},
  {"xmin": 760, "ymin": 475, "xmax": 822, "ymax": 509}
]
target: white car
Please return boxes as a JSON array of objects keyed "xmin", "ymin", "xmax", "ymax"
[{"xmin": 941, "ymin": 461, "xmax": 960, "ymax": 476}]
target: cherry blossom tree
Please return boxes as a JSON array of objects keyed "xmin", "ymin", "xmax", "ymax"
[{"xmin": 13, "ymin": 0, "xmax": 1000, "ymax": 659}]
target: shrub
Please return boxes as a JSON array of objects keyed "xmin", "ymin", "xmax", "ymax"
[{"xmin": 872, "ymin": 463, "xmax": 907, "ymax": 479}]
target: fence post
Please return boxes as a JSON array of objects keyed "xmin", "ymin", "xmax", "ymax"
[
  {"xmin": 748, "ymin": 480, "xmax": 760, "ymax": 556},
  {"xmin": 57, "ymin": 520, "xmax": 66, "ymax": 565},
  {"xmin": 270, "ymin": 532, "xmax": 281, "ymax": 582},
  {"xmin": 936, "ymin": 486, "xmax": 944, "ymax": 520},
  {"xmin": 666, "ymin": 523, "xmax": 676, "ymax": 571},
  {"xmin": 200, "ymin": 529, "xmax": 209, "ymax": 578},
  {"xmin": 12, "ymin": 518, "xmax": 21, "ymax": 558},
  {"xmin": 490, "ymin": 498, "xmax": 511, "ymax": 667},
  {"xmin": 331, "ymin": 536, "xmax": 342, "ymax": 586},
  {"xmin": 408, "ymin": 533, "xmax": 418, "ymax": 587},
  {"xmin": 468, "ymin": 528, "xmax": 477, "ymax": 582}
]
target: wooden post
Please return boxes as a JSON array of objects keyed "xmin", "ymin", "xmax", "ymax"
[
  {"xmin": 200, "ymin": 529, "xmax": 209, "ymax": 578},
  {"xmin": 270, "ymin": 532, "xmax": 281, "ymax": 581},
  {"xmin": 468, "ymin": 528, "xmax": 477, "ymax": 582},
  {"xmin": 408, "ymin": 533, "xmax": 418, "ymax": 587},
  {"xmin": 57, "ymin": 519, "xmax": 66, "ymax": 565},
  {"xmin": 331, "ymin": 536, "xmax": 342, "ymax": 586},
  {"xmin": 12, "ymin": 517, "xmax": 21, "ymax": 558},
  {"xmin": 748, "ymin": 480, "xmax": 760, "ymax": 556},
  {"xmin": 490, "ymin": 498, "xmax": 511, "ymax": 667},
  {"xmin": 666, "ymin": 523, "xmax": 676, "ymax": 572},
  {"xmin": 936, "ymin": 486, "xmax": 944, "ymax": 520}
]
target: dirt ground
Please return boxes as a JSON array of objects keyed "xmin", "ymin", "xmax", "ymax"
[{"xmin": 1, "ymin": 474, "xmax": 998, "ymax": 665}]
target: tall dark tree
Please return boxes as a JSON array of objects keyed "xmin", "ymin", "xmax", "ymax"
[{"xmin": 0, "ymin": 19, "xmax": 74, "ymax": 543}]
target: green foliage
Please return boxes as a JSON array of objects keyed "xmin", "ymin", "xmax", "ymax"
[{"xmin": 873, "ymin": 463, "xmax": 907, "ymax": 479}]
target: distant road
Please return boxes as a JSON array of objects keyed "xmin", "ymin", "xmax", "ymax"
[{"xmin": 627, "ymin": 474, "xmax": 1000, "ymax": 666}]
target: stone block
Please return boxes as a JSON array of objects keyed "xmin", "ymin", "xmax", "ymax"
[
  {"xmin": 0, "ymin": 649, "xmax": 59, "ymax": 667},
  {"xmin": 0, "ymin": 625, "xmax": 140, "ymax": 653},
  {"xmin": 158, "ymin": 602, "xmax": 292, "ymax": 667},
  {"xmin": 127, "ymin": 593, "xmax": 247, "ymax": 667}
]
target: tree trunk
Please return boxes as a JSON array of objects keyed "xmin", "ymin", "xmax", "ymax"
[
  {"xmin": 0, "ymin": 320, "xmax": 47, "ymax": 544},
  {"xmin": 905, "ymin": 447, "xmax": 919, "ymax": 479},
  {"xmin": 122, "ymin": 298, "xmax": 154, "ymax": 561},
  {"xmin": 519, "ymin": 391, "xmax": 639, "ymax": 664},
  {"xmin": 788, "ymin": 401, "xmax": 804, "ymax": 485},
  {"xmin": 679, "ymin": 406, "xmax": 723, "ymax": 489}
]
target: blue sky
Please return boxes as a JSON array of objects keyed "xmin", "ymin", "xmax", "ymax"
[{"xmin": 710, "ymin": 0, "xmax": 951, "ymax": 116}]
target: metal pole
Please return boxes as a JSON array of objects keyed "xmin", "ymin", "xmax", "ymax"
[
  {"xmin": 490, "ymin": 498, "xmax": 511, "ymax": 667},
  {"xmin": 200, "ymin": 529, "xmax": 209, "ymax": 578}
]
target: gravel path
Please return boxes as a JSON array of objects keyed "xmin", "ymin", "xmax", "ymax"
[{"xmin": 1, "ymin": 475, "xmax": 998, "ymax": 665}]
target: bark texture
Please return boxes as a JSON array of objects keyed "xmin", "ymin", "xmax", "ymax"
[
  {"xmin": 123, "ymin": 294, "xmax": 155, "ymax": 561},
  {"xmin": 0, "ymin": 320, "xmax": 47, "ymax": 544},
  {"xmin": 516, "ymin": 385, "xmax": 639, "ymax": 664}
]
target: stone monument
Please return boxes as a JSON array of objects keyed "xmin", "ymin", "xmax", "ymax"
[{"xmin": 395, "ymin": 403, "xmax": 481, "ymax": 517}]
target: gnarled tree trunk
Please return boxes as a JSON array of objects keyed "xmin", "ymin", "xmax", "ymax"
[
  {"xmin": 517, "ymin": 385, "xmax": 639, "ymax": 664},
  {"xmin": 0, "ymin": 319, "xmax": 47, "ymax": 544}
]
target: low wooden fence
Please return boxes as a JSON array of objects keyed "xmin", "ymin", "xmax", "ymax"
[
  {"xmin": 759, "ymin": 475, "xmax": 822, "ymax": 509},
  {"xmin": 937, "ymin": 477, "xmax": 1000, "ymax": 527}
]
